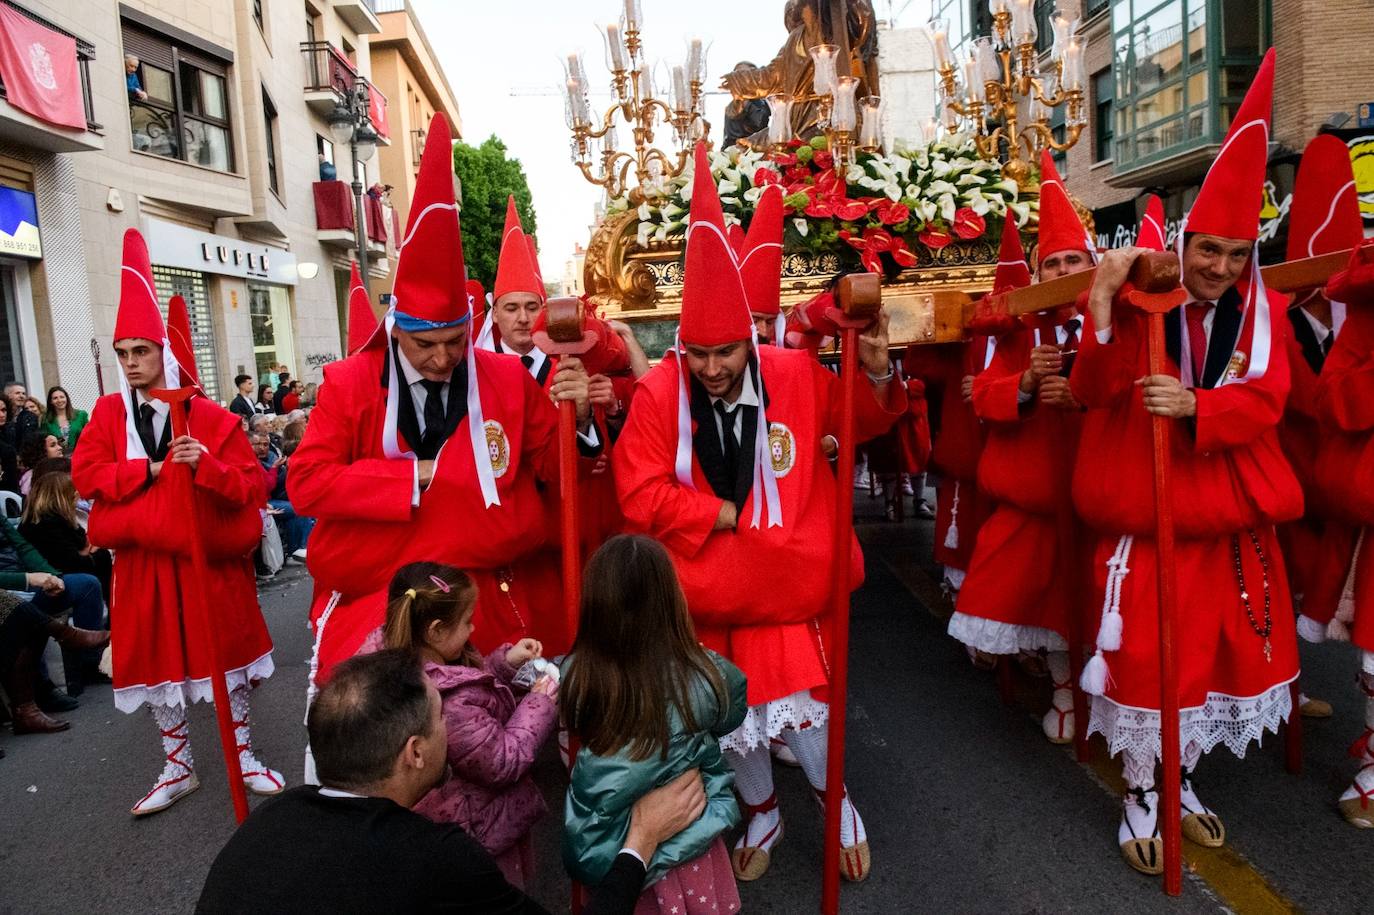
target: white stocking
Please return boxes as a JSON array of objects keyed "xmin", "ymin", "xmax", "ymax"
[
  {"xmin": 1047, "ymin": 651, "xmax": 1073, "ymax": 711},
  {"xmin": 782, "ymin": 726, "xmax": 867, "ymax": 848},
  {"xmin": 1339, "ymin": 665, "xmax": 1374, "ymax": 804},
  {"xmin": 231, "ymin": 684, "xmax": 281, "ymax": 789},
  {"xmin": 150, "ymin": 703, "xmax": 193, "ymax": 780},
  {"xmin": 1122, "ymin": 748, "xmax": 1155, "ymax": 791},
  {"xmin": 726, "ymin": 745, "xmax": 781, "ymax": 852}
]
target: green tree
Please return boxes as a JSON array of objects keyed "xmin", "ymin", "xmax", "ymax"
[{"xmin": 452, "ymin": 135, "xmax": 538, "ymax": 288}]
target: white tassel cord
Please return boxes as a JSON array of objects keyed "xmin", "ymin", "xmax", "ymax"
[
  {"xmin": 943, "ymin": 481, "xmax": 961, "ymax": 550},
  {"xmin": 1081, "ymin": 534, "xmax": 1133, "ymax": 697}
]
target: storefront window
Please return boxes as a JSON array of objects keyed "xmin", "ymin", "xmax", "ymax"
[
  {"xmin": 123, "ymin": 19, "xmax": 235, "ymax": 172},
  {"xmin": 1111, "ymin": 0, "xmax": 1269, "ymax": 172},
  {"xmin": 0, "ymin": 266, "xmax": 27, "ymax": 384},
  {"xmin": 249, "ymin": 284, "xmax": 295, "ymax": 392},
  {"xmin": 151, "ymin": 267, "xmax": 220, "ymax": 401}
]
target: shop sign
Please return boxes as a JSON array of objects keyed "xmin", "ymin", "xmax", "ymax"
[
  {"xmin": 141, "ymin": 218, "xmax": 298, "ymax": 285},
  {"xmin": 0, "ymin": 187, "xmax": 41, "ymax": 259}
]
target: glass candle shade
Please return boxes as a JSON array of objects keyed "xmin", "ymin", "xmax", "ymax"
[
  {"xmin": 766, "ymin": 94, "xmax": 794, "ymax": 145},
  {"xmin": 832, "ymin": 75, "xmax": 860, "ymax": 131},
  {"xmin": 603, "ymin": 23, "xmax": 627, "ymax": 72},
  {"xmin": 809, "ymin": 44, "xmax": 839, "ymax": 96},
  {"xmin": 857, "ymin": 96, "xmax": 883, "ymax": 150},
  {"xmin": 1011, "ymin": 0, "xmax": 1037, "ymax": 46},
  {"xmin": 927, "ymin": 19, "xmax": 954, "ymax": 71}
]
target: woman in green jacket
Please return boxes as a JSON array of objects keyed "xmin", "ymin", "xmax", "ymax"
[
  {"xmin": 41, "ymin": 386, "xmax": 88, "ymax": 452},
  {"xmin": 562, "ymin": 534, "xmax": 747, "ymax": 914}
]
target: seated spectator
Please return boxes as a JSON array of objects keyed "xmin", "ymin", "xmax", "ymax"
[
  {"xmin": 0, "ymin": 399, "xmax": 19, "ymax": 495},
  {"xmin": 273, "ymin": 372, "xmax": 294, "ymax": 414},
  {"xmin": 41, "ymin": 386, "xmax": 89, "ymax": 452},
  {"xmin": 255, "ymin": 385, "xmax": 275, "ymax": 414},
  {"xmin": 21, "ymin": 471, "xmax": 113, "ymax": 606},
  {"xmin": 300, "ymin": 382, "xmax": 318, "ymax": 410},
  {"xmin": 229, "ymin": 375, "xmax": 258, "ymax": 419},
  {"xmin": 2, "ymin": 380, "xmax": 38, "ymax": 452},
  {"xmin": 249, "ymin": 414, "xmax": 283, "ymax": 455},
  {"xmin": 252, "ymin": 429, "xmax": 312, "ymax": 560},
  {"xmin": 18, "ymin": 431, "xmax": 63, "ymax": 497},
  {"xmin": 0, "ymin": 591, "xmax": 108, "ymax": 742},
  {"xmin": 197, "ymin": 649, "xmax": 704, "ymax": 914},
  {"xmin": 0, "ymin": 520, "xmax": 107, "ymax": 702}
]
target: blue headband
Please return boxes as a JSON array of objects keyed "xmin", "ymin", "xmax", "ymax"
[{"xmin": 392, "ymin": 310, "xmax": 472, "ymax": 333}]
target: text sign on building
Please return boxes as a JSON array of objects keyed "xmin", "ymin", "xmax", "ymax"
[
  {"xmin": 0, "ymin": 187, "xmax": 41, "ymax": 259},
  {"xmin": 141, "ymin": 218, "xmax": 298, "ymax": 285}
]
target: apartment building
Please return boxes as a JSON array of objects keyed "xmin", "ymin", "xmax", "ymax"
[
  {"xmin": 931, "ymin": 1, "xmax": 1374, "ymax": 255},
  {"xmin": 0, "ymin": 0, "xmax": 460, "ymax": 408}
]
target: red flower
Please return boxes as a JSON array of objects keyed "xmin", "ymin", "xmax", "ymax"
[
  {"xmin": 874, "ymin": 200, "xmax": 911, "ymax": 226},
  {"xmin": 753, "ymin": 167, "xmax": 781, "ymax": 187},
  {"xmin": 804, "ymin": 196, "xmax": 835, "ymax": 218},
  {"xmin": 832, "ymin": 198, "xmax": 870, "ymax": 222},
  {"xmin": 771, "ymin": 152, "xmax": 798, "ymax": 168},
  {"xmin": 919, "ymin": 227, "xmax": 954, "ymax": 250},
  {"xmin": 814, "ymin": 170, "xmax": 840, "ymax": 196},
  {"xmin": 860, "ymin": 249, "xmax": 883, "ymax": 274},
  {"xmin": 861, "ymin": 227, "xmax": 893, "ymax": 253},
  {"xmin": 952, "ymin": 207, "xmax": 987, "ymax": 240},
  {"xmin": 786, "ymin": 138, "xmax": 804, "ymax": 149},
  {"xmin": 785, "ymin": 165, "xmax": 812, "ymax": 183},
  {"xmin": 839, "ymin": 229, "xmax": 865, "ymax": 250},
  {"xmin": 813, "ymin": 150, "xmax": 834, "ymax": 170},
  {"xmin": 889, "ymin": 236, "xmax": 918, "ymax": 267}
]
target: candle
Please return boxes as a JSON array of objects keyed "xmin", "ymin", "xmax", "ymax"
[
  {"xmin": 687, "ymin": 38, "xmax": 704, "ymax": 82},
  {"xmin": 832, "ymin": 75, "xmax": 860, "ymax": 131},
  {"xmin": 927, "ymin": 19, "xmax": 953, "ymax": 71},
  {"xmin": 973, "ymin": 37, "xmax": 1000, "ymax": 85},
  {"xmin": 767, "ymin": 94, "xmax": 794, "ymax": 146},
  {"xmin": 604, "ymin": 24, "xmax": 626, "ymax": 71},
  {"xmin": 623, "ymin": 0, "xmax": 642, "ymax": 31},
  {"xmin": 810, "ymin": 44, "xmax": 839, "ymax": 96},
  {"xmin": 1011, "ymin": 0, "xmax": 1037, "ymax": 45},
  {"xmin": 922, "ymin": 117, "xmax": 940, "ymax": 143},
  {"xmin": 857, "ymin": 95, "xmax": 883, "ymax": 150},
  {"xmin": 567, "ymin": 51, "xmax": 586, "ymax": 85},
  {"xmin": 565, "ymin": 78, "xmax": 589, "ymax": 128},
  {"xmin": 962, "ymin": 55, "xmax": 984, "ymax": 105},
  {"xmin": 672, "ymin": 65, "xmax": 689, "ymax": 111},
  {"xmin": 1063, "ymin": 36, "xmax": 1086, "ymax": 92},
  {"xmin": 1049, "ymin": 9, "xmax": 1075, "ymax": 58}
]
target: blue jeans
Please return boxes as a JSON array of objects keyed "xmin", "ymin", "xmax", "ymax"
[
  {"xmin": 11, "ymin": 572, "xmax": 106, "ymax": 686},
  {"xmin": 269, "ymin": 500, "xmax": 315, "ymax": 555}
]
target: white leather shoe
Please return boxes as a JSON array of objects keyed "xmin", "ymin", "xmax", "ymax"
[{"xmin": 131, "ymin": 763, "xmax": 200, "ymax": 816}]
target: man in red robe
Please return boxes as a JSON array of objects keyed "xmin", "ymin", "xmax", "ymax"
[
  {"xmin": 1072, "ymin": 51, "xmax": 1302, "ymax": 874},
  {"xmin": 947, "ymin": 170, "xmax": 1097, "ymax": 743},
  {"xmin": 1313, "ymin": 251, "xmax": 1374, "ymax": 827},
  {"xmin": 289, "ymin": 115, "xmax": 598, "ymax": 756},
  {"xmin": 1274, "ymin": 137, "xmax": 1364, "ymax": 712},
  {"xmin": 615, "ymin": 144, "xmax": 906, "ymax": 884},
  {"xmin": 72, "ymin": 229, "xmax": 282, "ymax": 816}
]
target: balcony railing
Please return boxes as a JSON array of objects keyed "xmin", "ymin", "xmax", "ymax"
[
  {"xmin": 313, "ymin": 180, "xmax": 387, "ymax": 246},
  {"xmin": 0, "ymin": 0, "xmax": 101, "ymax": 132},
  {"xmin": 301, "ymin": 40, "xmax": 357, "ymax": 98}
]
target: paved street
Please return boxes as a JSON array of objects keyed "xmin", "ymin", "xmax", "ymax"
[{"xmin": 2, "ymin": 502, "xmax": 1371, "ymax": 913}]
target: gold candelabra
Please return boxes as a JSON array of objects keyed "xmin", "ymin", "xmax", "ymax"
[
  {"xmin": 562, "ymin": 1, "xmax": 709, "ymax": 204},
  {"xmin": 929, "ymin": 1, "xmax": 1087, "ymax": 186},
  {"xmin": 760, "ymin": 44, "xmax": 885, "ymax": 179}
]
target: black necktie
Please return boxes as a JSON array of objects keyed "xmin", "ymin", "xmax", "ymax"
[
  {"xmin": 420, "ymin": 380, "xmax": 446, "ymax": 448},
  {"xmin": 520, "ymin": 354, "xmax": 534, "ymax": 371},
  {"xmin": 714, "ymin": 401, "xmax": 738, "ymax": 469},
  {"xmin": 1320, "ymin": 333, "xmax": 1333, "ymax": 358},
  {"xmin": 137, "ymin": 403, "xmax": 159, "ymax": 458},
  {"xmin": 1061, "ymin": 318, "xmax": 1081, "ymax": 376}
]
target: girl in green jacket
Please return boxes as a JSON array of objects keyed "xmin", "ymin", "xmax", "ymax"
[
  {"xmin": 41, "ymin": 386, "xmax": 89, "ymax": 452},
  {"xmin": 562, "ymin": 534, "xmax": 747, "ymax": 914}
]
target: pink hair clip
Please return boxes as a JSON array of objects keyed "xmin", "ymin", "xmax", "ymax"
[{"xmin": 429, "ymin": 575, "xmax": 452, "ymax": 593}]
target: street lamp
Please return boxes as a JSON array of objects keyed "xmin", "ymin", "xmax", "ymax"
[{"xmin": 327, "ymin": 78, "xmax": 380, "ymax": 291}]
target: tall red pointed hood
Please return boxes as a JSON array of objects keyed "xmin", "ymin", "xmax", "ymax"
[
  {"xmin": 679, "ymin": 144, "xmax": 752, "ymax": 346},
  {"xmin": 1287, "ymin": 134, "xmax": 1362, "ymax": 261},
  {"xmin": 740, "ymin": 184, "xmax": 784, "ymax": 317},
  {"xmin": 347, "ymin": 261, "xmax": 380, "ymax": 354},
  {"xmin": 1185, "ymin": 48, "xmax": 1275, "ymax": 242},
  {"xmin": 114, "ymin": 228, "xmax": 167, "ymax": 345},
  {"xmin": 166, "ymin": 294, "xmax": 199, "ymax": 389},
  {"xmin": 993, "ymin": 210, "xmax": 1031, "ymax": 293},
  {"xmin": 1036, "ymin": 150, "xmax": 1094, "ymax": 268},
  {"xmin": 1136, "ymin": 195, "xmax": 1167, "ymax": 251},
  {"xmin": 391, "ymin": 113, "xmax": 469, "ymax": 330},
  {"xmin": 494, "ymin": 194, "xmax": 544, "ymax": 303}
]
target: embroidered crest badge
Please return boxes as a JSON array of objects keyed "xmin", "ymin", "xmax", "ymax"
[{"xmin": 483, "ymin": 420, "xmax": 509, "ymax": 478}]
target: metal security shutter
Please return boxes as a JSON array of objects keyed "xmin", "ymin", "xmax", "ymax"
[{"xmin": 151, "ymin": 266, "xmax": 221, "ymax": 401}]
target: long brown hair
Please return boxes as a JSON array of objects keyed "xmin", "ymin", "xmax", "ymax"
[
  {"xmin": 21, "ymin": 470, "xmax": 78, "ymax": 528},
  {"xmin": 383, "ymin": 561, "xmax": 479, "ymax": 664},
  {"xmin": 561, "ymin": 534, "xmax": 726, "ymax": 761}
]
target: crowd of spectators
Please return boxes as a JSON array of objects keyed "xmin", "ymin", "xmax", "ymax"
[{"xmin": 2, "ymin": 368, "xmax": 317, "ymax": 757}]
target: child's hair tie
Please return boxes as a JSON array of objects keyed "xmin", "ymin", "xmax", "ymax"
[
  {"xmin": 404, "ymin": 588, "xmax": 417, "ymax": 600},
  {"xmin": 428, "ymin": 575, "xmax": 452, "ymax": 593}
]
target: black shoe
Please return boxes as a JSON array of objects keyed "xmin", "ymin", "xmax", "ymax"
[
  {"xmin": 36, "ymin": 689, "xmax": 78, "ymax": 713},
  {"xmin": 81, "ymin": 666, "xmax": 112, "ymax": 686}
]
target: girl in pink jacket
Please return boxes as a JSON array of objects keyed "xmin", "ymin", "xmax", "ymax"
[{"xmin": 379, "ymin": 561, "xmax": 558, "ymax": 887}]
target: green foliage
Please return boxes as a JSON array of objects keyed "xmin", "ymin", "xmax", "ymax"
[{"xmin": 452, "ymin": 135, "xmax": 538, "ymax": 287}]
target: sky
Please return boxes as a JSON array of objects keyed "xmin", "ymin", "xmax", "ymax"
[{"xmin": 407, "ymin": 0, "xmax": 933, "ymax": 282}]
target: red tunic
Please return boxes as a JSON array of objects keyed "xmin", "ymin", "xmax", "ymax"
[
  {"xmin": 908, "ymin": 340, "xmax": 993, "ymax": 570},
  {"xmin": 1314, "ymin": 306, "xmax": 1374, "ymax": 654},
  {"xmin": 72, "ymin": 393, "xmax": 273, "ymax": 713},
  {"xmin": 289, "ymin": 345, "xmax": 578, "ymax": 684},
  {"xmin": 614, "ymin": 347, "xmax": 905, "ymax": 706},
  {"xmin": 951, "ymin": 325, "xmax": 1084, "ymax": 652},
  {"xmin": 1277, "ymin": 319, "xmax": 1358, "ymax": 629},
  {"xmin": 1069, "ymin": 299, "xmax": 1302, "ymax": 756}
]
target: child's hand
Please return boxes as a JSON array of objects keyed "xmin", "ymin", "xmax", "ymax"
[
  {"xmin": 530, "ymin": 675, "xmax": 558, "ymax": 697},
  {"xmin": 506, "ymin": 638, "xmax": 543, "ymax": 667}
]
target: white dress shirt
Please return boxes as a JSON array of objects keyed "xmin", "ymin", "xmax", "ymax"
[
  {"xmin": 134, "ymin": 390, "xmax": 170, "ymax": 445},
  {"xmin": 708, "ymin": 365, "xmax": 759, "ymax": 446}
]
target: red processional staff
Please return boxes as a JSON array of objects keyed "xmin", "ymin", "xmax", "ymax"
[{"xmin": 821, "ymin": 272, "xmax": 881, "ymax": 915}]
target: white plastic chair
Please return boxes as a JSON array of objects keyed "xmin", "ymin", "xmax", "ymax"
[{"xmin": 0, "ymin": 490, "xmax": 21, "ymax": 525}]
